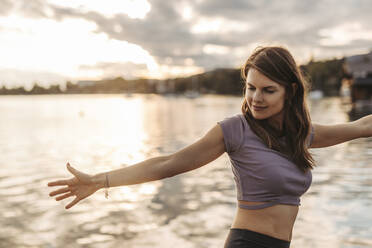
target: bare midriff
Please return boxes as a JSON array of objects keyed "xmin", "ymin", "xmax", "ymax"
[{"xmin": 231, "ymin": 200, "xmax": 299, "ymax": 242}]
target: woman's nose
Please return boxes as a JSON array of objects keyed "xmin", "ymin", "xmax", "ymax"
[{"xmin": 253, "ymin": 90, "xmax": 264, "ymax": 102}]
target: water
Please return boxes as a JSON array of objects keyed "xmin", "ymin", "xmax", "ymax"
[{"xmin": 0, "ymin": 94, "xmax": 371, "ymax": 248}]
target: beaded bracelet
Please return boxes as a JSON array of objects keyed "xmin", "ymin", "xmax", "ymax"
[{"xmin": 105, "ymin": 173, "xmax": 110, "ymax": 199}]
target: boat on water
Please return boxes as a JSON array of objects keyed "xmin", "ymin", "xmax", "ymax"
[
  {"xmin": 184, "ymin": 90, "xmax": 200, "ymax": 99},
  {"xmin": 309, "ymin": 90, "xmax": 324, "ymax": 100}
]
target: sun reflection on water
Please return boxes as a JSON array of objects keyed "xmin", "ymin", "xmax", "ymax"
[{"xmin": 0, "ymin": 95, "xmax": 371, "ymax": 248}]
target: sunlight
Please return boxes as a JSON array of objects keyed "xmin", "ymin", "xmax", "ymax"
[
  {"xmin": 181, "ymin": 6, "xmax": 194, "ymax": 21},
  {"xmin": 138, "ymin": 183, "xmax": 158, "ymax": 195},
  {"xmin": 104, "ymin": 97, "xmax": 148, "ymax": 164},
  {"xmin": 0, "ymin": 13, "xmax": 204, "ymax": 83},
  {"xmin": 144, "ymin": 64, "xmax": 204, "ymax": 79},
  {"xmin": 119, "ymin": 187, "xmax": 139, "ymax": 202},
  {"xmin": 175, "ymin": 3, "xmax": 194, "ymax": 21},
  {"xmin": 119, "ymin": 183, "xmax": 161, "ymax": 201},
  {"xmin": 0, "ymin": 14, "xmax": 157, "ymax": 79}
]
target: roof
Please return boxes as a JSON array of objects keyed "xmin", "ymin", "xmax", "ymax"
[
  {"xmin": 345, "ymin": 51, "xmax": 372, "ymax": 78},
  {"xmin": 353, "ymin": 77, "xmax": 372, "ymax": 86}
]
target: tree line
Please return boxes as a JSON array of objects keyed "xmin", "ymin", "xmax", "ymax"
[{"xmin": 0, "ymin": 57, "xmax": 345, "ymax": 96}]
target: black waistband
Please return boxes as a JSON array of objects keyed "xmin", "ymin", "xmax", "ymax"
[{"xmin": 227, "ymin": 228, "xmax": 290, "ymax": 248}]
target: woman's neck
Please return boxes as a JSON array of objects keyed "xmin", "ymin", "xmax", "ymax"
[{"xmin": 267, "ymin": 111, "xmax": 284, "ymax": 132}]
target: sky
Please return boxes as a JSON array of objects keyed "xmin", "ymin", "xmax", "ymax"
[{"xmin": 1, "ymin": 0, "xmax": 372, "ymax": 89}]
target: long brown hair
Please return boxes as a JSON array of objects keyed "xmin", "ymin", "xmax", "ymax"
[{"xmin": 241, "ymin": 46, "xmax": 315, "ymax": 172}]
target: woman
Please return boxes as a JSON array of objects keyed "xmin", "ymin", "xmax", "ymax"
[{"xmin": 48, "ymin": 46, "xmax": 372, "ymax": 247}]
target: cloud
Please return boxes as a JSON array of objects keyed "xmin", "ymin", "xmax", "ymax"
[
  {"xmin": 18, "ymin": 0, "xmax": 49, "ymax": 19},
  {"xmin": 44, "ymin": 0, "xmax": 372, "ymax": 63},
  {"xmin": 44, "ymin": 0, "xmax": 244, "ymax": 70},
  {"xmin": 79, "ymin": 62, "xmax": 148, "ymax": 79},
  {"xmin": 0, "ymin": 0, "xmax": 13, "ymax": 16},
  {"xmin": 1, "ymin": 0, "xmax": 372, "ymax": 87},
  {"xmin": 0, "ymin": 0, "xmax": 50, "ymax": 18}
]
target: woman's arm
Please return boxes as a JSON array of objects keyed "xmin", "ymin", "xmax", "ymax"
[
  {"xmin": 93, "ymin": 124, "xmax": 225, "ymax": 187},
  {"xmin": 48, "ymin": 124, "xmax": 225, "ymax": 209},
  {"xmin": 310, "ymin": 114, "xmax": 372, "ymax": 148}
]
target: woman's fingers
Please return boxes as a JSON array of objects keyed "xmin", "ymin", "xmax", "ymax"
[
  {"xmin": 47, "ymin": 163, "xmax": 80, "ymax": 187},
  {"xmin": 55, "ymin": 192, "xmax": 74, "ymax": 201},
  {"xmin": 47, "ymin": 178, "xmax": 75, "ymax": 187},
  {"xmin": 48, "ymin": 163, "xmax": 91, "ymax": 209},
  {"xmin": 49, "ymin": 187, "xmax": 69, "ymax": 197},
  {"xmin": 49, "ymin": 186, "xmax": 76, "ymax": 197},
  {"xmin": 66, "ymin": 197, "xmax": 80, "ymax": 209},
  {"xmin": 66, "ymin": 163, "xmax": 80, "ymax": 177}
]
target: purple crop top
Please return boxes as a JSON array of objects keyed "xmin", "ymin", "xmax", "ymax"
[{"xmin": 218, "ymin": 114, "xmax": 314, "ymax": 210}]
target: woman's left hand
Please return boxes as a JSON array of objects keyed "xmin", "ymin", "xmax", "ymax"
[{"xmin": 48, "ymin": 162, "xmax": 100, "ymax": 209}]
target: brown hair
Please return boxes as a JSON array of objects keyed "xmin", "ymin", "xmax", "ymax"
[{"xmin": 241, "ymin": 46, "xmax": 315, "ymax": 172}]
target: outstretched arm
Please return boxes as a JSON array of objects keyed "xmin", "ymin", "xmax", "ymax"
[
  {"xmin": 48, "ymin": 124, "xmax": 225, "ymax": 209},
  {"xmin": 310, "ymin": 114, "xmax": 372, "ymax": 148}
]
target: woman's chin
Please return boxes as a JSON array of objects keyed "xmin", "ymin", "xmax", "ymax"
[{"xmin": 252, "ymin": 114, "xmax": 267, "ymax": 120}]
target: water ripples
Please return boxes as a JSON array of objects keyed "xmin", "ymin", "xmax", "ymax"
[{"xmin": 0, "ymin": 95, "xmax": 370, "ymax": 247}]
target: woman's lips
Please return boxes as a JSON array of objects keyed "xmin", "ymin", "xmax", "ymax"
[{"xmin": 252, "ymin": 105, "xmax": 267, "ymax": 111}]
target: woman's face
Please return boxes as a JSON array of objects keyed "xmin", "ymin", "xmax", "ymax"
[{"xmin": 245, "ymin": 68, "xmax": 286, "ymax": 129}]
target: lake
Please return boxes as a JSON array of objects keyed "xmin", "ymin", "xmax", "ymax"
[{"xmin": 0, "ymin": 94, "xmax": 371, "ymax": 248}]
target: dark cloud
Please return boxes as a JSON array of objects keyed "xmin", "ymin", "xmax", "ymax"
[
  {"xmin": 48, "ymin": 0, "xmax": 205, "ymax": 63},
  {"xmin": 5, "ymin": 0, "xmax": 372, "ymax": 80},
  {"xmin": 193, "ymin": 0, "xmax": 372, "ymax": 50},
  {"xmin": 195, "ymin": 0, "xmax": 257, "ymax": 18},
  {"xmin": 47, "ymin": 1, "xmax": 371, "ymax": 62},
  {"xmin": 45, "ymin": 0, "xmax": 240, "ymax": 69}
]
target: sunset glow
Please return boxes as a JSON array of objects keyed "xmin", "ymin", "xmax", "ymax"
[{"xmin": 0, "ymin": 1, "xmax": 371, "ymax": 88}]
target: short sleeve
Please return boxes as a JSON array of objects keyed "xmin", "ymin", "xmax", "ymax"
[{"xmin": 217, "ymin": 115, "xmax": 244, "ymax": 153}]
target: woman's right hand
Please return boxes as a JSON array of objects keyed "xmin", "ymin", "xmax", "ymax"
[{"xmin": 48, "ymin": 162, "xmax": 102, "ymax": 209}]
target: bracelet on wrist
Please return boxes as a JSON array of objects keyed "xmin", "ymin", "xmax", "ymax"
[{"xmin": 104, "ymin": 173, "xmax": 110, "ymax": 199}]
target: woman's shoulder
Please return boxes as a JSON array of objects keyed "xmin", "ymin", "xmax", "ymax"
[
  {"xmin": 219, "ymin": 113, "xmax": 248, "ymax": 125},
  {"xmin": 217, "ymin": 114, "xmax": 254, "ymax": 153}
]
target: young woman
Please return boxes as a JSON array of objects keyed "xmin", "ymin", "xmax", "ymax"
[{"xmin": 48, "ymin": 46, "xmax": 372, "ymax": 248}]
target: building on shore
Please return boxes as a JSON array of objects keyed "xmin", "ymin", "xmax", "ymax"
[{"xmin": 342, "ymin": 51, "xmax": 372, "ymax": 114}]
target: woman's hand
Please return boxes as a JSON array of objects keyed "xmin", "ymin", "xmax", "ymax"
[{"xmin": 48, "ymin": 163, "xmax": 101, "ymax": 209}]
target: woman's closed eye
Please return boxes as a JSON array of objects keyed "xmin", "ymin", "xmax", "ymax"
[
  {"xmin": 266, "ymin": 90, "xmax": 275, "ymax": 93},
  {"xmin": 248, "ymin": 87, "xmax": 275, "ymax": 94}
]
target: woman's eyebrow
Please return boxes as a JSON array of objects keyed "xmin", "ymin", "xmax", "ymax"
[{"xmin": 246, "ymin": 82, "xmax": 277, "ymax": 89}]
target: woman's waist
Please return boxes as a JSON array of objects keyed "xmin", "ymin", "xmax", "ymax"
[{"xmin": 232, "ymin": 201, "xmax": 299, "ymax": 241}]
